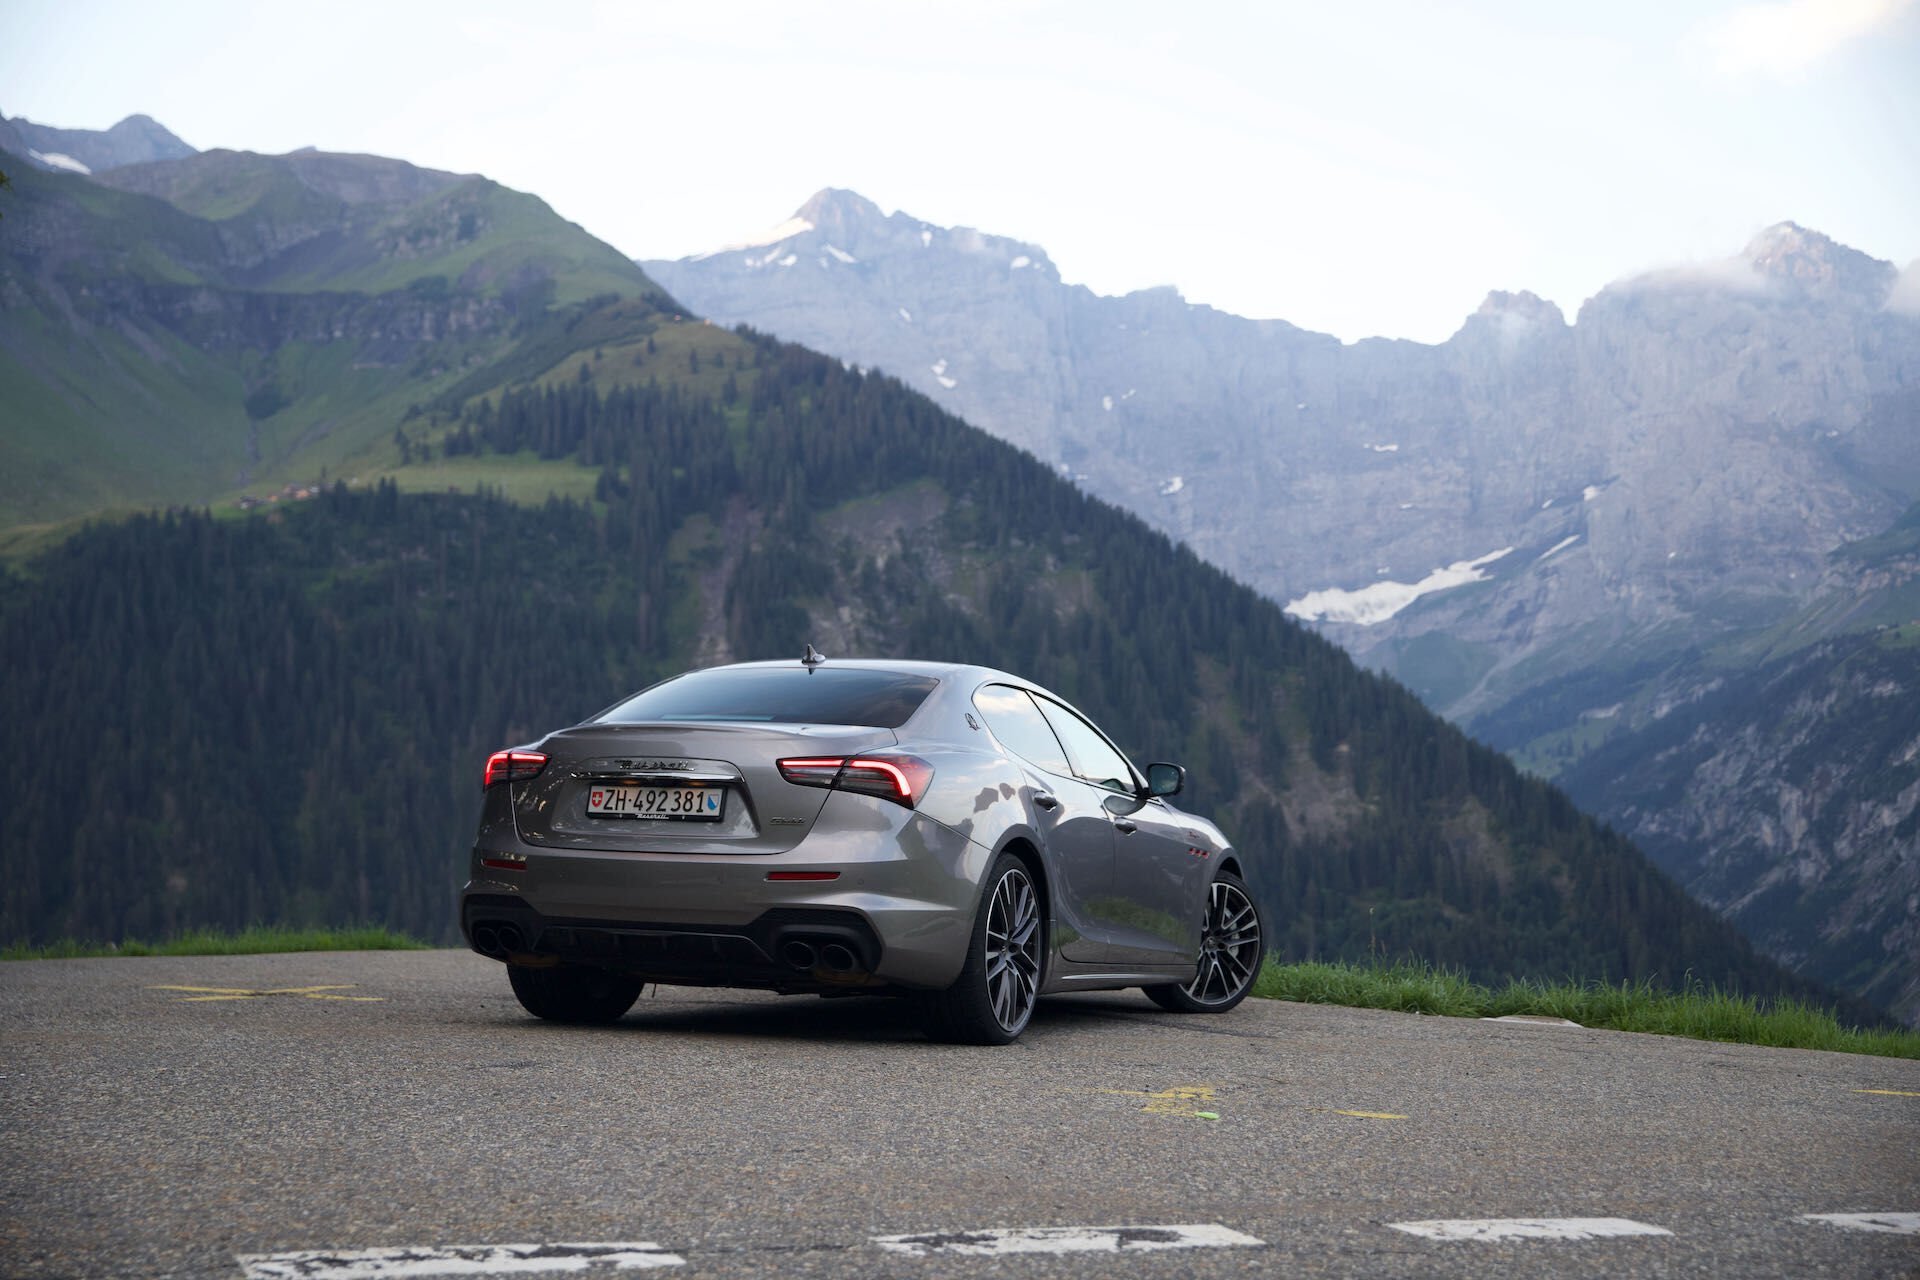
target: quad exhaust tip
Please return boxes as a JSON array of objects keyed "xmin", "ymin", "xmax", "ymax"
[
  {"xmin": 471, "ymin": 922, "xmax": 524, "ymax": 960},
  {"xmin": 781, "ymin": 940, "xmax": 819, "ymax": 969},
  {"xmin": 819, "ymin": 943, "xmax": 858, "ymax": 973}
]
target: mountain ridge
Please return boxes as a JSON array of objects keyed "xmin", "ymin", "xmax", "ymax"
[
  {"xmin": 642, "ymin": 189, "xmax": 1920, "ymax": 1022},
  {"xmin": 0, "ymin": 110, "xmax": 196, "ymax": 174}
]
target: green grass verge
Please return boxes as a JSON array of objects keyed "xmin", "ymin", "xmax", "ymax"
[
  {"xmin": 1255, "ymin": 959, "xmax": 1919, "ymax": 1059},
  {"xmin": 2, "ymin": 925, "xmax": 431, "ymax": 961}
]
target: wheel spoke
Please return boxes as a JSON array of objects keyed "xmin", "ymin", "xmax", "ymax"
[
  {"xmin": 1180, "ymin": 883, "xmax": 1261, "ymax": 1006},
  {"xmin": 982, "ymin": 868, "xmax": 1040, "ymax": 1031}
]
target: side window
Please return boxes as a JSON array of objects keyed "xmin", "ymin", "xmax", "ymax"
[
  {"xmin": 973, "ymin": 685, "xmax": 1072, "ymax": 776},
  {"xmin": 1035, "ymin": 698, "xmax": 1138, "ymax": 794}
]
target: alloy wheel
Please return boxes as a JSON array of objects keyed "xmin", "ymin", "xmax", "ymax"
[
  {"xmin": 1185, "ymin": 879, "xmax": 1261, "ymax": 1006},
  {"xmin": 984, "ymin": 866, "xmax": 1042, "ymax": 1032}
]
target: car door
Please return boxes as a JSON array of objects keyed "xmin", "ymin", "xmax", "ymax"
[
  {"xmin": 1033, "ymin": 697, "xmax": 1204, "ymax": 967},
  {"xmin": 970, "ymin": 684, "xmax": 1115, "ymax": 962},
  {"xmin": 1102, "ymin": 795, "xmax": 1211, "ymax": 966}
]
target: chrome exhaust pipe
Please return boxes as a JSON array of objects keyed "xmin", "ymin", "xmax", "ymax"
[
  {"xmin": 781, "ymin": 940, "xmax": 819, "ymax": 969},
  {"xmin": 819, "ymin": 943, "xmax": 858, "ymax": 973}
]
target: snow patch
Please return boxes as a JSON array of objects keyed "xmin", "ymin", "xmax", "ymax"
[
  {"xmin": 1541, "ymin": 499, "xmax": 1553, "ymax": 509},
  {"xmin": 1283, "ymin": 548, "xmax": 1515, "ymax": 626},
  {"xmin": 1160, "ymin": 476, "xmax": 1185, "ymax": 496},
  {"xmin": 920, "ymin": 229, "xmax": 933, "ymax": 247},
  {"xmin": 824, "ymin": 244, "xmax": 857, "ymax": 264},
  {"xmin": 1296, "ymin": 402, "xmax": 1307, "ymax": 410},
  {"xmin": 1011, "ymin": 255, "xmax": 1032, "ymax": 269},
  {"xmin": 29, "ymin": 149, "xmax": 91, "ymax": 175},
  {"xmin": 1538, "ymin": 534, "xmax": 1581, "ymax": 561},
  {"xmin": 1102, "ymin": 396, "xmax": 1114, "ymax": 411},
  {"xmin": 936, "ymin": 375, "xmax": 957, "ymax": 389},
  {"xmin": 897, "ymin": 307, "xmax": 912, "ymax": 323},
  {"xmin": 931, "ymin": 358, "xmax": 948, "ymax": 376},
  {"xmin": 1399, "ymin": 503, "xmax": 1415, "ymax": 511},
  {"xmin": 1122, "ymin": 389, "xmax": 1137, "ymax": 400},
  {"xmin": 1583, "ymin": 484, "xmax": 1604, "ymax": 501},
  {"xmin": 1364, "ymin": 443, "xmax": 1400, "ymax": 453},
  {"xmin": 776, "ymin": 254, "xmax": 796, "ymax": 268}
]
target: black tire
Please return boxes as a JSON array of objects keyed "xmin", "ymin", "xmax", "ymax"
[
  {"xmin": 507, "ymin": 963, "xmax": 644, "ymax": 1025},
  {"xmin": 920, "ymin": 852, "xmax": 1045, "ymax": 1045},
  {"xmin": 1144, "ymin": 870, "xmax": 1264, "ymax": 1014}
]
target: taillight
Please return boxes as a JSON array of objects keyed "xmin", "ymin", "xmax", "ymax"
[
  {"xmin": 776, "ymin": 754, "xmax": 934, "ymax": 809},
  {"xmin": 483, "ymin": 750, "xmax": 548, "ymax": 789}
]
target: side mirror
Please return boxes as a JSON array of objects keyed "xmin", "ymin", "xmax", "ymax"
[{"xmin": 1145, "ymin": 762, "xmax": 1185, "ymax": 798}]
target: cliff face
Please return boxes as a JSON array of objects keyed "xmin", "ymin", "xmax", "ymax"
[
  {"xmin": 1562, "ymin": 620, "xmax": 1920, "ymax": 1024},
  {"xmin": 646, "ymin": 198, "xmax": 1920, "ymax": 742}
]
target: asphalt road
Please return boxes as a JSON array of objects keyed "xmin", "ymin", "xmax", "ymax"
[{"xmin": 1, "ymin": 950, "xmax": 1915, "ymax": 1279}]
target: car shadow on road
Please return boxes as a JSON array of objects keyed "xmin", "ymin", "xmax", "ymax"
[{"xmin": 504, "ymin": 990, "xmax": 1176, "ymax": 1045}]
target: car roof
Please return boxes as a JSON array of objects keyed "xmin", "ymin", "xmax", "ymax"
[{"xmin": 717, "ymin": 657, "xmax": 1008, "ymax": 682}]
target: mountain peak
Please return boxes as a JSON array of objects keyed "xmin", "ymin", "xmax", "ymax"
[
  {"xmin": 1473, "ymin": 289, "xmax": 1566, "ymax": 325},
  {"xmin": 794, "ymin": 187, "xmax": 885, "ymax": 229},
  {"xmin": 1743, "ymin": 221, "xmax": 1894, "ymax": 301}
]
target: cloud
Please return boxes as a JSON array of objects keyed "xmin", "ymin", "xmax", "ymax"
[
  {"xmin": 1703, "ymin": 0, "xmax": 1915, "ymax": 78},
  {"xmin": 1887, "ymin": 262, "xmax": 1920, "ymax": 316}
]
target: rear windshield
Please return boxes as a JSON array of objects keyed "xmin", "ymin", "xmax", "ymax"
[{"xmin": 596, "ymin": 667, "xmax": 940, "ymax": 729}]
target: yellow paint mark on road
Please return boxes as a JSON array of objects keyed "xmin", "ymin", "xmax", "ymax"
[
  {"xmin": 1097, "ymin": 1084, "xmax": 1221, "ymax": 1119},
  {"xmin": 148, "ymin": 984, "xmax": 384, "ymax": 1003},
  {"xmin": 1853, "ymin": 1089, "xmax": 1920, "ymax": 1097},
  {"xmin": 1335, "ymin": 1110, "xmax": 1409, "ymax": 1120}
]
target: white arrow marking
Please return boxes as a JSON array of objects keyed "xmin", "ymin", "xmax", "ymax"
[
  {"xmin": 1800, "ymin": 1213, "xmax": 1920, "ymax": 1235},
  {"xmin": 872, "ymin": 1223, "xmax": 1264, "ymax": 1257},
  {"xmin": 236, "ymin": 1242, "xmax": 684, "ymax": 1278},
  {"xmin": 1389, "ymin": 1218, "xmax": 1672, "ymax": 1242}
]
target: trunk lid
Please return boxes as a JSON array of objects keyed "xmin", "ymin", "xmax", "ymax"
[{"xmin": 513, "ymin": 722, "xmax": 898, "ymax": 855}]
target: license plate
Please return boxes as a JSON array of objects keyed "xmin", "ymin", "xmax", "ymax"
[{"xmin": 586, "ymin": 784, "xmax": 725, "ymax": 821}]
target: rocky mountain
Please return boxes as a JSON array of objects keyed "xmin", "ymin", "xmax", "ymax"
[
  {"xmin": 644, "ymin": 196, "xmax": 1920, "ymax": 750},
  {"xmin": 0, "ymin": 111, "xmax": 196, "ymax": 174},
  {"xmin": 1556, "ymin": 504, "xmax": 1920, "ymax": 1022},
  {"xmin": 645, "ymin": 193, "xmax": 1920, "ymax": 1021},
  {"xmin": 0, "ymin": 139, "xmax": 673, "ymax": 528}
]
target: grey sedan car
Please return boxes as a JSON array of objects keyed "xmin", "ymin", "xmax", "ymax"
[{"xmin": 460, "ymin": 654, "xmax": 1264, "ymax": 1043}]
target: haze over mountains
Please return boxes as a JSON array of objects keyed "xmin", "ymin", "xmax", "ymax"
[{"xmin": 2, "ymin": 115, "xmax": 1913, "ymax": 1022}]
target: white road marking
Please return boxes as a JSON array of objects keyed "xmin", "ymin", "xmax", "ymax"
[
  {"xmin": 1484, "ymin": 1014, "xmax": 1581, "ymax": 1027},
  {"xmin": 236, "ymin": 1242, "xmax": 684, "ymax": 1278},
  {"xmin": 872, "ymin": 1224, "xmax": 1264, "ymax": 1257},
  {"xmin": 1389, "ymin": 1218, "xmax": 1673, "ymax": 1242},
  {"xmin": 1800, "ymin": 1213, "xmax": 1920, "ymax": 1235}
]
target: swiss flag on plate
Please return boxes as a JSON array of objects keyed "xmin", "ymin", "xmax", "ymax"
[{"xmin": 590, "ymin": 789, "xmax": 604, "ymax": 805}]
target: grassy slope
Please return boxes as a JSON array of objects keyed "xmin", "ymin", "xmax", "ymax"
[
  {"xmin": 1257, "ymin": 959, "xmax": 1919, "ymax": 1058},
  {"xmin": 2, "ymin": 925, "xmax": 428, "ymax": 959},
  {"xmin": 0, "ymin": 149, "xmax": 670, "ymax": 532}
]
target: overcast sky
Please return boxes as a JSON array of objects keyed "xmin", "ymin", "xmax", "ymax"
[{"xmin": 3, "ymin": 0, "xmax": 1915, "ymax": 342}]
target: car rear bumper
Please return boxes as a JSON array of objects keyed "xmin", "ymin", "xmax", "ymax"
[{"xmin": 459, "ymin": 803, "xmax": 989, "ymax": 991}]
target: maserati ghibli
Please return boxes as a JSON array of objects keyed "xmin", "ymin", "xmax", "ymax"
[{"xmin": 460, "ymin": 653, "xmax": 1264, "ymax": 1043}]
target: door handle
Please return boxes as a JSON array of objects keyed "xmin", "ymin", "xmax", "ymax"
[
  {"xmin": 1113, "ymin": 819, "xmax": 1138, "ymax": 835},
  {"xmin": 1033, "ymin": 792, "xmax": 1060, "ymax": 811}
]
